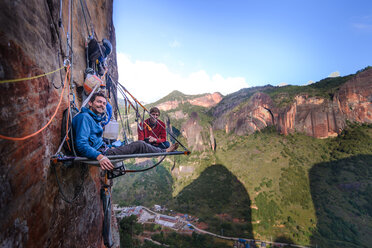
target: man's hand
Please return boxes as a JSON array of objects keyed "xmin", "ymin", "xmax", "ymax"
[
  {"xmin": 148, "ymin": 136, "xmax": 157, "ymax": 143},
  {"xmin": 97, "ymin": 154, "xmax": 114, "ymax": 170}
]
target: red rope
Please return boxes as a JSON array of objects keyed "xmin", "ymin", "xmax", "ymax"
[{"xmin": 0, "ymin": 66, "xmax": 70, "ymax": 141}]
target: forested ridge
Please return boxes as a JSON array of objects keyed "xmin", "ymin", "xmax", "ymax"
[{"xmin": 113, "ymin": 69, "xmax": 372, "ymax": 247}]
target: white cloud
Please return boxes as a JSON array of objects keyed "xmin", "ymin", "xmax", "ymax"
[
  {"xmin": 278, "ymin": 82, "xmax": 288, "ymax": 87},
  {"xmin": 117, "ymin": 53, "xmax": 249, "ymax": 103},
  {"xmin": 353, "ymin": 23, "xmax": 372, "ymax": 31},
  {"xmin": 351, "ymin": 15, "xmax": 372, "ymax": 32},
  {"xmin": 328, "ymin": 71, "xmax": 340, "ymax": 78},
  {"xmin": 169, "ymin": 39, "xmax": 181, "ymax": 48}
]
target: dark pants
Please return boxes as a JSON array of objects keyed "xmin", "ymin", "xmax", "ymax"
[
  {"xmin": 144, "ymin": 140, "xmax": 170, "ymax": 149},
  {"xmin": 104, "ymin": 140, "xmax": 165, "ymax": 156},
  {"xmin": 157, "ymin": 141, "xmax": 170, "ymax": 149}
]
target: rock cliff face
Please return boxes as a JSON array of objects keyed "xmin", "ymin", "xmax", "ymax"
[
  {"xmin": 214, "ymin": 92, "xmax": 276, "ymax": 136},
  {"xmin": 335, "ymin": 69, "xmax": 372, "ymax": 123},
  {"xmin": 213, "ymin": 69, "xmax": 372, "ymax": 138},
  {"xmin": 0, "ymin": 1, "xmax": 118, "ymax": 247},
  {"xmin": 157, "ymin": 92, "xmax": 222, "ymax": 111},
  {"xmin": 181, "ymin": 112, "xmax": 205, "ymax": 152}
]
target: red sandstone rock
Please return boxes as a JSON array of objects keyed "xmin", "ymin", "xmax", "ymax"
[
  {"xmin": 214, "ymin": 70, "xmax": 372, "ymax": 138},
  {"xmin": 157, "ymin": 100, "xmax": 180, "ymax": 111},
  {"xmin": 188, "ymin": 92, "xmax": 223, "ymax": 108},
  {"xmin": 181, "ymin": 112, "xmax": 206, "ymax": 152},
  {"xmin": 336, "ymin": 69, "xmax": 372, "ymax": 123},
  {"xmin": 0, "ymin": 1, "xmax": 119, "ymax": 247}
]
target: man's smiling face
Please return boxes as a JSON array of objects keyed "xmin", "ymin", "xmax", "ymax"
[{"xmin": 89, "ymin": 96, "xmax": 107, "ymax": 115}]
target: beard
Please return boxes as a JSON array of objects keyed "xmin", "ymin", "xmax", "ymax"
[{"xmin": 90, "ymin": 106, "xmax": 105, "ymax": 115}]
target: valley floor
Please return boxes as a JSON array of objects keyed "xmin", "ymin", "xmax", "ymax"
[{"xmin": 114, "ymin": 205, "xmax": 311, "ymax": 248}]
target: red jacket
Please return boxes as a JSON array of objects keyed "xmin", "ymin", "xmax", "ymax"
[{"xmin": 138, "ymin": 118, "xmax": 167, "ymax": 145}]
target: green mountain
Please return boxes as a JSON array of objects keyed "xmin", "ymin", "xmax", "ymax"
[
  {"xmin": 152, "ymin": 90, "xmax": 207, "ymax": 104},
  {"xmin": 113, "ymin": 68, "xmax": 372, "ymax": 247}
]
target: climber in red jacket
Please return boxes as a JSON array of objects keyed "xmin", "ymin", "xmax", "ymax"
[{"xmin": 138, "ymin": 107, "xmax": 170, "ymax": 149}]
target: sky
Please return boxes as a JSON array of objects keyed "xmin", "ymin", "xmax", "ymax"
[{"xmin": 113, "ymin": 0, "xmax": 372, "ymax": 103}]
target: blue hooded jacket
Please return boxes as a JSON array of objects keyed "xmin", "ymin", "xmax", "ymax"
[{"xmin": 72, "ymin": 107, "xmax": 104, "ymax": 159}]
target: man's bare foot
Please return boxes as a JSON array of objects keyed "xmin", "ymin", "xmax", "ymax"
[{"xmin": 166, "ymin": 143, "xmax": 179, "ymax": 152}]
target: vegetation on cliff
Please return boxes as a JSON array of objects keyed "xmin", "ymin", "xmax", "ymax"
[
  {"xmin": 263, "ymin": 74, "xmax": 353, "ymax": 107},
  {"xmin": 114, "ymin": 68, "xmax": 372, "ymax": 247},
  {"xmin": 152, "ymin": 90, "xmax": 207, "ymax": 104}
]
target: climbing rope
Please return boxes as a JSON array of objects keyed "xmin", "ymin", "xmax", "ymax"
[
  {"xmin": 108, "ymin": 80, "xmax": 128, "ymax": 143},
  {"xmin": 110, "ymin": 75, "xmax": 179, "ymax": 146},
  {"xmin": 124, "ymin": 98, "xmax": 132, "ymax": 138},
  {"xmin": 110, "ymin": 75, "xmax": 189, "ymax": 152},
  {"xmin": 0, "ymin": 66, "xmax": 65, "ymax": 84},
  {"xmin": 79, "ymin": 0, "xmax": 91, "ymax": 37},
  {"xmin": 51, "ymin": 161, "xmax": 88, "ymax": 204},
  {"xmin": 111, "ymin": 81, "xmax": 139, "ymax": 138},
  {"xmin": 64, "ymin": 71, "xmax": 78, "ymax": 156},
  {"xmin": 53, "ymin": 52, "xmax": 65, "ymax": 89},
  {"xmin": 66, "ymin": 0, "xmax": 71, "ymax": 59},
  {"xmin": 106, "ymin": 155, "xmax": 167, "ymax": 179},
  {"xmin": 0, "ymin": 66, "xmax": 70, "ymax": 141},
  {"xmin": 79, "ymin": 0, "xmax": 94, "ymax": 37}
]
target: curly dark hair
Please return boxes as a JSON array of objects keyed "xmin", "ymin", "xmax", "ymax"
[{"xmin": 89, "ymin": 92, "xmax": 106, "ymax": 103}]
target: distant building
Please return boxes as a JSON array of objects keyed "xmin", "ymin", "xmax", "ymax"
[
  {"xmin": 175, "ymin": 213, "xmax": 185, "ymax": 219},
  {"xmin": 155, "ymin": 214, "xmax": 178, "ymax": 228},
  {"xmin": 115, "ymin": 206, "xmax": 143, "ymax": 219},
  {"xmin": 138, "ymin": 209, "xmax": 156, "ymax": 223}
]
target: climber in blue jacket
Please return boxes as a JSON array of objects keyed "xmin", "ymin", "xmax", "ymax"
[{"xmin": 72, "ymin": 92, "xmax": 178, "ymax": 170}]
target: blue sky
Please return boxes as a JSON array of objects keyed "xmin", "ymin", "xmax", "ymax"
[{"xmin": 113, "ymin": 0, "xmax": 372, "ymax": 103}]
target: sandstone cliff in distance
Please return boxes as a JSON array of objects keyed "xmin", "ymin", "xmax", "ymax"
[{"xmin": 212, "ymin": 68, "xmax": 372, "ymax": 139}]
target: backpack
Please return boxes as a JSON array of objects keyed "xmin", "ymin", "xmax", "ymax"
[{"xmin": 61, "ymin": 106, "xmax": 80, "ymax": 155}]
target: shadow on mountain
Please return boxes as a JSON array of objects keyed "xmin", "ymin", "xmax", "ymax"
[
  {"xmin": 309, "ymin": 154, "xmax": 372, "ymax": 248},
  {"xmin": 170, "ymin": 164, "xmax": 254, "ymax": 239}
]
